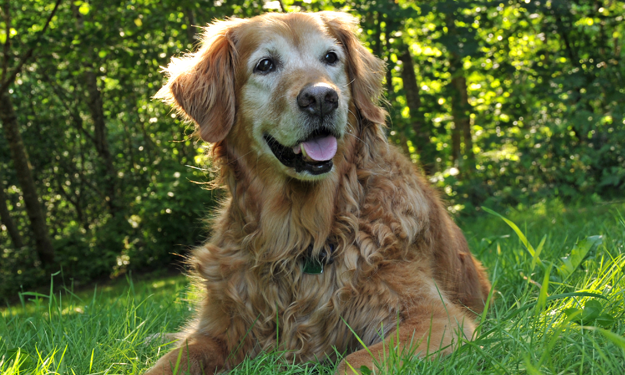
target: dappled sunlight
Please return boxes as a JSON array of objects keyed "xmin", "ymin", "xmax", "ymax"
[
  {"xmin": 1, "ymin": 0, "xmax": 624, "ymax": 373},
  {"xmin": 1, "ymin": 274, "xmax": 193, "ymax": 374},
  {"xmin": 1, "ymin": 274, "xmax": 188, "ymax": 318}
]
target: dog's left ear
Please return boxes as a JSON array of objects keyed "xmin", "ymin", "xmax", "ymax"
[
  {"xmin": 156, "ymin": 19, "xmax": 242, "ymax": 143},
  {"xmin": 320, "ymin": 12, "xmax": 387, "ymax": 125}
]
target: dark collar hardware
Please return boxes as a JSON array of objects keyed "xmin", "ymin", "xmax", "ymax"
[{"xmin": 302, "ymin": 243, "xmax": 335, "ymax": 274}]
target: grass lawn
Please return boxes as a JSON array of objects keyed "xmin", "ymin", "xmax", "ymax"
[{"xmin": 2, "ymin": 201, "xmax": 625, "ymax": 374}]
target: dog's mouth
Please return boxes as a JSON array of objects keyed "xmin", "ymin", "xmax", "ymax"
[{"xmin": 264, "ymin": 129, "xmax": 338, "ymax": 175}]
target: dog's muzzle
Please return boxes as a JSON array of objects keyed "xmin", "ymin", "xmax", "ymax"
[
  {"xmin": 264, "ymin": 127, "xmax": 338, "ymax": 175},
  {"xmin": 264, "ymin": 83, "xmax": 342, "ymax": 176}
]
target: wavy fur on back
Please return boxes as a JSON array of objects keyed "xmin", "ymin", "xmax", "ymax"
[{"xmin": 147, "ymin": 11, "xmax": 491, "ymax": 375}]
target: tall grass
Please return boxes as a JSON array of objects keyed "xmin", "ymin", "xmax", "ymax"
[
  {"xmin": 2, "ymin": 201, "xmax": 624, "ymax": 374},
  {"xmin": 1, "ymin": 275, "xmax": 191, "ymax": 374}
]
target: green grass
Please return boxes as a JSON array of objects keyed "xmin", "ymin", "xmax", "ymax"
[{"xmin": 2, "ymin": 201, "xmax": 625, "ymax": 374}]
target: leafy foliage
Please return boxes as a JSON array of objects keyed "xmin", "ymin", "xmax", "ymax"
[{"xmin": 1, "ymin": 0, "xmax": 625, "ymax": 298}]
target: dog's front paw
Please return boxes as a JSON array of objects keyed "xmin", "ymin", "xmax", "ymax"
[
  {"xmin": 143, "ymin": 367, "xmax": 171, "ymax": 375},
  {"xmin": 335, "ymin": 356, "xmax": 376, "ymax": 375},
  {"xmin": 335, "ymin": 360, "xmax": 353, "ymax": 375},
  {"xmin": 143, "ymin": 335, "xmax": 226, "ymax": 375}
]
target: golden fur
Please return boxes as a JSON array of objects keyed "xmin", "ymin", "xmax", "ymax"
[{"xmin": 146, "ymin": 11, "xmax": 490, "ymax": 375}]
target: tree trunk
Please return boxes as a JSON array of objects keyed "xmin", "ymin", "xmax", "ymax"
[
  {"xmin": 457, "ymin": 78, "xmax": 475, "ymax": 168},
  {"xmin": 0, "ymin": 92, "xmax": 54, "ymax": 263},
  {"xmin": 446, "ymin": 14, "xmax": 475, "ymax": 173},
  {"xmin": 84, "ymin": 68, "xmax": 119, "ymax": 215},
  {"xmin": 184, "ymin": 9, "xmax": 196, "ymax": 44},
  {"xmin": 398, "ymin": 46, "xmax": 436, "ymax": 175},
  {"xmin": 0, "ymin": 176, "xmax": 24, "ymax": 249},
  {"xmin": 451, "ymin": 123, "xmax": 461, "ymax": 166},
  {"xmin": 553, "ymin": 10, "xmax": 593, "ymax": 143},
  {"xmin": 372, "ymin": 11, "xmax": 382, "ymax": 58},
  {"xmin": 74, "ymin": 5, "xmax": 119, "ymax": 216},
  {"xmin": 382, "ymin": 12, "xmax": 395, "ymax": 103},
  {"xmin": 450, "ymin": 74, "xmax": 475, "ymax": 172},
  {"xmin": 382, "ymin": 14, "xmax": 411, "ymax": 157}
]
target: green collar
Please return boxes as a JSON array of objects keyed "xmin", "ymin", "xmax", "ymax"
[{"xmin": 302, "ymin": 244, "xmax": 335, "ymax": 274}]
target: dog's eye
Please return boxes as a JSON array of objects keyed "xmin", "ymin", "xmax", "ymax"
[
  {"xmin": 324, "ymin": 52, "xmax": 338, "ymax": 65},
  {"xmin": 255, "ymin": 58, "xmax": 275, "ymax": 73}
]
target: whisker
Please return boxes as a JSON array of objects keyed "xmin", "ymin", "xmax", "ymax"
[{"xmin": 344, "ymin": 131, "xmax": 366, "ymax": 146}]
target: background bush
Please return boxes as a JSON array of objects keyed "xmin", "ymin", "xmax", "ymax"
[{"xmin": 1, "ymin": 0, "xmax": 624, "ymax": 300}]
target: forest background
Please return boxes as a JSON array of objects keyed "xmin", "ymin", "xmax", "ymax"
[{"xmin": 1, "ymin": 0, "xmax": 624, "ymax": 300}]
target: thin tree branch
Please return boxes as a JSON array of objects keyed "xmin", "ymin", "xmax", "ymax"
[
  {"xmin": 39, "ymin": 69, "xmax": 96, "ymax": 143},
  {"xmin": 277, "ymin": 0, "xmax": 286, "ymax": 13},
  {"xmin": 1, "ymin": 0, "xmax": 11, "ymax": 83},
  {"xmin": 0, "ymin": 0, "xmax": 63, "ymax": 93}
]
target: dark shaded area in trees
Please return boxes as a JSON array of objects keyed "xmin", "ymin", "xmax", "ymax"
[{"xmin": 1, "ymin": 0, "xmax": 624, "ymax": 299}]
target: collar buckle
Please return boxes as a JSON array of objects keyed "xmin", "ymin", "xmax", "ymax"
[{"xmin": 302, "ymin": 244, "xmax": 335, "ymax": 275}]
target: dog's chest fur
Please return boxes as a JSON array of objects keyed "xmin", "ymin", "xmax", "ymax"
[{"xmin": 190, "ymin": 130, "xmax": 432, "ymax": 365}]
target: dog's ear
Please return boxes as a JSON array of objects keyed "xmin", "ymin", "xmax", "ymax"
[
  {"xmin": 156, "ymin": 20, "xmax": 242, "ymax": 143},
  {"xmin": 320, "ymin": 12, "xmax": 387, "ymax": 125}
]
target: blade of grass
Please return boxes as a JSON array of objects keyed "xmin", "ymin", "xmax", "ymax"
[
  {"xmin": 535, "ymin": 263, "xmax": 553, "ymax": 314},
  {"xmin": 340, "ymin": 317, "xmax": 373, "ymax": 358},
  {"xmin": 172, "ymin": 343, "xmax": 184, "ymax": 375},
  {"xmin": 503, "ymin": 292, "xmax": 607, "ymax": 320},
  {"xmin": 480, "ymin": 280, "xmax": 497, "ymax": 328},
  {"xmin": 89, "ymin": 348, "xmax": 94, "ymax": 373},
  {"xmin": 524, "ymin": 356, "xmax": 544, "ymax": 375},
  {"xmin": 583, "ymin": 327, "xmax": 625, "ymax": 351},
  {"xmin": 532, "ymin": 235, "xmax": 547, "ymax": 272},
  {"xmin": 482, "ymin": 206, "xmax": 541, "ymax": 266}
]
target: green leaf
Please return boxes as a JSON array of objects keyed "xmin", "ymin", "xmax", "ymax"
[
  {"xmin": 564, "ymin": 299, "xmax": 616, "ymax": 328},
  {"xmin": 79, "ymin": 3, "xmax": 90, "ymax": 15},
  {"xmin": 582, "ymin": 299, "xmax": 603, "ymax": 320},
  {"xmin": 563, "ymin": 308, "xmax": 583, "ymax": 319},
  {"xmin": 594, "ymin": 314, "xmax": 616, "ymax": 328},
  {"xmin": 558, "ymin": 235, "xmax": 603, "ymax": 278}
]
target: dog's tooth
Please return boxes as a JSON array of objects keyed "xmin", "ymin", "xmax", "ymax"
[
  {"xmin": 300, "ymin": 146, "xmax": 315, "ymax": 162},
  {"xmin": 293, "ymin": 144, "xmax": 302, "ymax": 154}
]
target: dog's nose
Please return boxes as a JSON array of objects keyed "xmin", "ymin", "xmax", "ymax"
[{"xmin": 297, "ymin": 83, "xmax": 338, "ymax": 117}]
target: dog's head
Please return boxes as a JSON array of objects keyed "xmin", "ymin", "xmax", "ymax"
[{"xmin": 157, "ymin": 12, "xmax": 386, "ymax": 181}]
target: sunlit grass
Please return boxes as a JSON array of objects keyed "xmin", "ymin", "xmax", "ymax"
[
  {"xmin": 1, "ymin": 274, "xmax": 191, "ymax": 374},
  {"xmin": 1, "ymin": 202, "xmax": 624, "ymax": 374}
]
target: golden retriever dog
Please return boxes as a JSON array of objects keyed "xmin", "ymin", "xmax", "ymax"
[{"xmin": 146, "ymin": 11, "xmax": 491, "ymax": 375}]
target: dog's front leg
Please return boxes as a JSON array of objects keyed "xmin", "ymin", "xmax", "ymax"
[
  {"xmin": 335, "ymin": 300, "xmax": 475, "ymax": 375},
  {"xmin": 144, "ymin": 334, "xmax": 227, "ymax": 375}
]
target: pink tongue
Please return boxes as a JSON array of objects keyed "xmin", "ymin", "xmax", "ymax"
[{"xmin": 301, "ymin": 136, "xmax": 337, "ymax": 161}]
